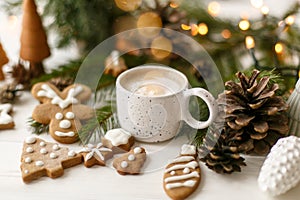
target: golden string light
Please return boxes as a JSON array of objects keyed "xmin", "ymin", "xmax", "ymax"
[
  {"xmin": 239, "ymin": 19, "xmax": 250, "ymax": 31},
  {"xmin": 114, "ymin": 0, "xmax": 141, "ymax": 11},
  {"xmin": 208, "ymin": 1, "xmax": 220, "ymax": 17},
  {"xmin": 150, "ymin": 36, "xmax": 173, "ymax": 60},
  {"xmin": 137, "ymin": 12, "xmax": 162, "ymax": 38},
  {"xmin": 285, "ymin": 15, "xmax": 295, "ymax": 26},
  {"xmin": 221, "ymin": 29, "xmax": 231, "ymax": 39},
  {"xmin": 261, "ymin": 6, "xmax": 269, "ymax": 15},
  {"xmin": 245, "ymin": 36, "xmax": 255, "ymax": 49},
  {"xmin": 181, "ymin": 23, "xmax": 208, "ymax": 36},
  {"xmin": 170, "ymin": 1, "xmax": 179, "ymax": 8},
  {"xmin": 198, "ymin": 23, "xmax": 208, "ymax": 35},
  {"xmin": 275, "ymin": 42, "xmax": 284, "ymax": 54}
]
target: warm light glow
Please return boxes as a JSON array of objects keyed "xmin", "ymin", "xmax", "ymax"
[
  {"xmin": 275, "ymin": 42, "xmax": 284, "ymax": 54},
  {"xmin": 250, "ymin": 0, "xmax": 264, "ymax": 9},
  {"xmin": 285, "ymin": 15, "xmax": 295, "ymax": 25},
  {"xmin": 245, "ymin": 36, "xmax": 255, "ymax": 49},
  {"xmin": 221, "ymin": 29, "xmax": 231, "ymax": 39},
  {"xmin": 114, "ymin": 0, "xmax": 142, "ymax": 11},
  {"xmin": 151, "ymin": 36, "xmax": 173, "ymax": 60},
  {"xmin": 181, "ymin": 24, "xmax": 191, "ymax": 31},
  {"xmin": 8, "ymin": 15, "xmax": 18, "ymax": 29},
  {"xmin": 208, "ymin": 1, "xmax": 220, "ymax": 17},
  {"xmin": 170, "ymin": 1, "xmax": 179, "ymax": 8},
  {"xmin": 137, "ymin": 12, "xmax": 162, "ymax": 38},
  {"xmin": 239, "ymin": 19, "xmax": 250, "ymax": 31},
  {"xmin": 198, "ymin": 23, "xmax": 208, "ymax": 35},
  {"xmin": 191, "ymin": 24, "xmax": 199, "ymax": 36},
  {"xmin": 261, "ymin": 6, "xmax": 269, "ymax": 15}
]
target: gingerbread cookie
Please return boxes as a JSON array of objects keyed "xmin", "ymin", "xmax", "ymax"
[
  {"xmin": 31, "ymin": 82, "xmax": 93, "ymax": 144},
  {"xmin": 79, "ymin": 143, "xmax": 113, "ymax": 168},
  {"xmin": 102, "ymin": 128, "xmax": 134, "ymax": 153},
  {"xmin": 163, "ymin": 144, "xmax": 201, "ymax": 200},
  {"xmin": 113, "ymin": 147, "xmax": 146, "ymax": 175},
  {"xmin": 0, "ymin": 103, "xmax": 15, "ymax": 129},
  {"xmin": 20, "ymin": 136, "xmax": 83, "ymax": 183}
]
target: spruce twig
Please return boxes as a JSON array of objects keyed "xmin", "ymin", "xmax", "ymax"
[{"xmin": 27, "ymin": 118, "xmax": 49, "ymax": 135}]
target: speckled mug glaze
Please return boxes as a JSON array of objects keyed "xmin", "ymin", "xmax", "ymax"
[{"xmin": 116, "ymin": 65, "xmax": 217, "ymax": 143}]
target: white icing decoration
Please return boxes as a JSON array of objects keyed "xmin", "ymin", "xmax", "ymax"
[
  {"xmin": 25, "ymin": 157, "xmax": 32, "ymax": 163},
  {"xmin": 39, "ymin": 141, "xmax": 46, "ymax": 147},
  {"xmin": 66, "ymin": 112, "xmax": 75, "ymax": 119},
  {"xmin": 53, "ymin": 144, "xmax": 60, "ymax": 151},
  {"xmin": 35, "ymin": 161, "xmax": 44, "ymax": 167},
  {"xmin": 40, "ymin": 148, "xmax": 48, "ymax": 154},
  {"xmin": 55, "ymin": 113, "xmax": 63, "ymax": 120},
  {"xmin": 59, "ymin": 119, "xmax": 72, "ymax": 129},
  {"xmin": 37, "ymin": 84, "xmax": 83, "ymax": 109},
  {"xmin": 165, "ymin": 161, "xmax": 199, "ymax": 173},
  {"xmin": 183, "ymin": 168, "xmax": 191, "ymax": 174},
  {"xmin": 0, "ymin": 103, "xmax": 13, "ymax": 124},
  {"xmin": 166, "ymin": 180, "xmax": 197, "ymax": 190},
  {"xmin": 128, "ymin": 154, "xmax": 135, "ymax": 161},
  {"xmin": 105, "ymin": 128, "xmax": 132, "ymax": 146},
  {"xmin": 164, "ymin": 171, "xmax": 199, "ymax": 183},
  {"xmin": 25, "ymin": 136, "xmax": 36, "ymax": 144},
  {"xmin": 79, "ymin": 143, "xmax": 112, "ymax": 161},
  {"xmin": 121, "ymin": 161, "xmax": 128, "ymax": 168},
  {"xmin": 169, "ymin": 156, "xmax": 195, "ymax": 164},
  {"xmin": 55, "ymin": 131, "xmax": 75, "ymax": 137},
  {"xmin": 181, "ymin": 144, "xmax": 196, "ymax": 155},
  {"xmin": 50, "ymin": 153, "xmax": 58, "ymax": 159},
  {"xmin": 26, "ymin": 147, "xmax": 34, "ymax": 153},
  {"xmin": 133, "ymin": 147, "xmax": 142, "ymax": 154},
  {"xmin": 68, "ymin": 150, "xmax": 76, "ymax": 157},
  {"xmin": 24, "ymin": 170, "xmax": 29, "ymax": 174},
  {"xmin": 170, "ymin": 171, "xmax": 176, "ymax": 175}
]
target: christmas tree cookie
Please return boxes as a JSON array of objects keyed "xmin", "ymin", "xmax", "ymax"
[
  {"xmin": 163, "ymin": 144, "xmax": 201, "ymax": 200},
  {"xmin": 20, "ymin": 136, "xmax": 82, "ymax": 183}
]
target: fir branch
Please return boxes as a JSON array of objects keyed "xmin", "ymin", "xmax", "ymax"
[
  {"xmin": 27, "ymin": 118, "xmax": 49, "ymax": 135},
  {"xmin": 78, "ymin": 106, "xmax": 117, "ymax": 145}
]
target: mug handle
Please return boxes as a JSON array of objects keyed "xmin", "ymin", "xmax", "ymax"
[{"xmin": 182, "ymin": 88, "xmax": 218, "ymax": 129}]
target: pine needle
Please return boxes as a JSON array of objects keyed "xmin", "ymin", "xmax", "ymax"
[{"xmin": 27, "ymin": 118, "xmax": 49, "ymax": 135}]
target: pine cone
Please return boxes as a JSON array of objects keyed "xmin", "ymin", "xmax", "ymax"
[
  {"xmin": 199, "ymin": 128, "xmax": 246, "ymax": 174},
  {"xmin": 217, "ymin": 70, "xmax": 289, "ymax": 155},
  {"xmin": 0, "ymin": 84, "xmax": 22, "ymax": 103},
  {"xmin": 48, "ymin": 77, "xmax": 74, "ymax": 91}
]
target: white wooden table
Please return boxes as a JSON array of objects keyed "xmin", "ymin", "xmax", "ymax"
[{"xmin": 1, "ymin": 92, "xmax": 299, "ymax": 200}]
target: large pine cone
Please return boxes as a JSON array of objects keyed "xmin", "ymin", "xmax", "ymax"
[
  {"xmin": 217, "ymin": 70, "xmax": 289, "ymax": 155},
  {"xmin": 199, "ymin": 128, "xmax": 246, "ymax": 174}
]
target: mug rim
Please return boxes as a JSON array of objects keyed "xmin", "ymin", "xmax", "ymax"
[{"xmin": 116, "ymin": 65, "xmax": 188, "ymax": 98}]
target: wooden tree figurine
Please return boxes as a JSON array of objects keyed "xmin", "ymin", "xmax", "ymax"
[
  {"xmin": 20, "ymin": 0, "xmax": 50, "ymax": 79},
  {"xmin": 0, "ymin": 43, "xmax": 9, "ymax": 81}
]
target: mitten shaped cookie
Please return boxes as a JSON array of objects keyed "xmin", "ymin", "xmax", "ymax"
[
  {"xmin": 20, "ymin": 136, "xmax": 82, "ymax": 183},
  {"xmin": 102, "ymin": 128, "xmax": 134, "ymax": 153},
  {"xmin": 163, "ymin": 144, "xmax": 201, "ymax": 200},
  {"xmin": 79, "ymin": 143, "xmax": 113, "ymax": 168},
  {"xmin": 113, "ymin": 147, "xmax": 146, "ymax": 175},
  {"xmin": 0, "ymin": 103, "xmax": 14, "ymax": 129},
  {"xmin": 31, "ymin": 82, "xmax": 93, "ymax": 144}
]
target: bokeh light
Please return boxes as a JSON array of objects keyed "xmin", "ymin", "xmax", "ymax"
[
  {"xmin": 208, "ymin": 1, "xmax": 220, "ymax": 17},
  {"xmin": 150, "ymin": 36, "xmax": 173, "ymax": 60},
  {"xmin": 114, "ymin": 0, "xmax": 142, "ymax": 12},
  {"xmin": 137, "ymin": 12, "xmax": 162, "ymax": 38}
]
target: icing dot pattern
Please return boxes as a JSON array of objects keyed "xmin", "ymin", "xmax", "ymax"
[
  {"xmin": 121, "ymin": 161, "xmax": 128, "ymax": 168},
  {"xmin": 128, "ymin": 154, "xmax": 135, "ymax": 161}
]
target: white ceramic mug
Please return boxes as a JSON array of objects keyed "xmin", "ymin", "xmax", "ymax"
[{"xmin": 116, "ymin": 65, "xmax": 217, "ymax": 142}]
